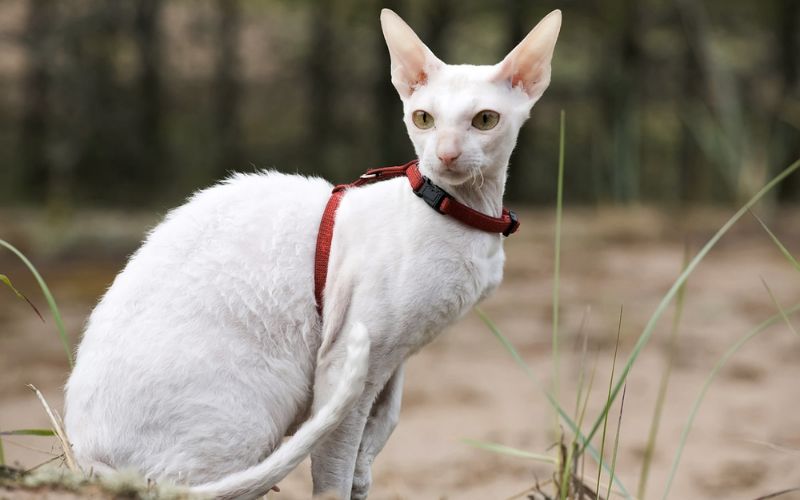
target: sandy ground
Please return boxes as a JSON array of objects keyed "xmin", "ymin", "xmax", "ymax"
[{"xmin": 1, "ymin": 207, "xmax": 799, "ymax": 499}]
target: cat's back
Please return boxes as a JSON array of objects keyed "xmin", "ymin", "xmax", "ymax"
[
  {"xmin": 150, "ymin": 170, "xmax": 332, "ymax": 255},
  {"xmin": 97, "ymin": 170, "xmax": 331, "ymax": 329}
]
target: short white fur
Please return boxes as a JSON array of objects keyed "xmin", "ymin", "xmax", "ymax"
[{"xmin": 64, "ymin": 8, "xmax": 561, "ymax": 500}]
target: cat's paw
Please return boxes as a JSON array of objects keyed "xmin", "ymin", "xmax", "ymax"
[{"xmin": 350, "ymin": 469, "xmax": 372, "ymax": 500}]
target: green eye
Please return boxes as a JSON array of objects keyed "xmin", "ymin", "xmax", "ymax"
[
  {"xmin": 472, "ymin": 110, "xmax": 500, "ymax": 130},
  {"xmin": 412, "ymin": 110, "xmax": 434, "ymax": 129}
]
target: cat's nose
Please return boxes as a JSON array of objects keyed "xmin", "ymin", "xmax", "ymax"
[{"xmin": 438, "ymin": 152, "xmax": 461, "ymax": 168}]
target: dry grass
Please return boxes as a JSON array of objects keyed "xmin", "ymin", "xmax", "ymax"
[{"xmin": 0, "ymin": 465, "xmax": 195, "ymax": 499}]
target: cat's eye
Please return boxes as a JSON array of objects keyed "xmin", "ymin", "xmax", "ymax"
[
  {"xmin": 412, "ymin": 110, "xmax": 435, "ymax": 129},
  {"xmin": 472, "ymin": 110, "xmax": 500, "ymax": 130}
]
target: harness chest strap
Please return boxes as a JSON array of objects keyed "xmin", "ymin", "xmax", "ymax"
[{"xmin": 314, "ymin": 160, "xmax": 520, "ymax": 314}]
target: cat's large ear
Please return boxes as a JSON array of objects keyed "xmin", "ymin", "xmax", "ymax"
[
  {"xmin": 380, "ymin": 9, "xmax": 444, "ymax": 99},
  {"xmin": 494, "ymin": 10, "xmax": 562, "ymax": 104}
]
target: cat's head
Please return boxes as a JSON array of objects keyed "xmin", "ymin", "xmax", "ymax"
[{"xmin": 380, "ymin": 9, "xmax": 561, "ymax": 187}]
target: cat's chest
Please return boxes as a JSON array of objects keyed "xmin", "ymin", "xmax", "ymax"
[
  {"xmin": 395, "ymin": 233, "xmax": 504, "ymax": 349},
  {"xmin": 334, "ymin": 184, "xmax": 506, "ymax": 334},
  {"xmin": 417, "ymin": 232, "xmax": 503, "ymax": 295},
  {"xmin": 423, "ymin": 233, "xmax": 504, "ymax": 309}
]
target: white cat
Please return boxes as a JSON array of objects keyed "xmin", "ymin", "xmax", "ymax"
[{"xmin": 64, "ymin": 8, "xmax": 561, "ymax": 500}]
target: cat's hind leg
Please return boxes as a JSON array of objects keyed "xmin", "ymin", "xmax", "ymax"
[{"xmin": 350, "ymin": 364, "xmax": 404, "ymax": 500}]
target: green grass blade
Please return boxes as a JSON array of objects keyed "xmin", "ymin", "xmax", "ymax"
[
  {"xmin": 0, "ymin": 239, "xmax": 73, "ymax": 367},
  {"xmin": 597, "ymin": 307, "xmax": 623, "ymax": 497},
  {"xmin": 0, "ymin": 429, "xmax": 56, "ymax": 437},
  {"xmin": 576, "ymin": 355, "xmax": 598, "ymax": 494},
  {"xmin": 558, "ymin": 443, "xmax": 570, "ymax": 500},
  {"xmin": 638, "ymin": 246, "xmax": 690, "ymax": 499},
  {"xmin": 754, "ymin": 487, "xmax": 800, "ymax": 500},
  {"xmin": 573, "ymin": 307, "xmax": 591, "ymax": 419},
  {"xmin": 477, "ymin": 308, "xmax": 540, "ymax": 383},
  {"xmin": 552, "ymin": 109, "xmax": 566, "ymax": 432},
  {"xmin": 583, "ymin": 157, "xmax": 800, "ymax": 448},
  {"xmin": 0, "ymin": 429, "xmax": 56, "ymax": 466},
  {"xmin": 475, "ymin": 308, "xmax": 633, "ymax": 499},
  {"xmin": 462, "ymin": 439, "xmax": 556, "ymax": 464},
  {"xmin": 661, "ymin": 303, "xmax": 800, "ymax": 499},
  {"xmin": 761, "ymin": 277, "xmax": 799, "ymax": 338},
  {"xmin": 744, "ymin": 439, "xmax": 800, "ymax": 458},
  {"xmin": 0, "ymin": 273, "xmax": 25, "ymax": 299},
  {"xmin": 607, "ymin": 383, "xmax": 627, "ymax": 500},
  {"xmin": 750, "ymin": 210, "xmax": 800, "ymax": 272},
  {"xmin": 560, "ymin": 309, "xmax": 593, "ymax": 500},
  {"xmin": 1, "ymin": 273, "xmax": 45, "ymax": 322},
  {"xmin": 561, "ymin": 351, "xmax": 598, "ymax": 500}
]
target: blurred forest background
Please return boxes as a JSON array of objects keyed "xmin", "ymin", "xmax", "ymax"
[{"xmin": 0, "ymin": 0, "xmax": 799, "ymax": 210}]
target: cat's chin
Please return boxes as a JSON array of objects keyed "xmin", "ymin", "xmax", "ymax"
[{"xmin": 428, "ymin": 166, "xmax": 475, "ymax": 187}]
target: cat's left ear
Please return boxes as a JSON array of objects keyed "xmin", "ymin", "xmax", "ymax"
[
  {"xmin": 494, "ymin": 10, "xmax": 562, "ymax": 104},
  {"xmin": 380, "ymin": 9, "xmax": 444, "ymax": 99}
]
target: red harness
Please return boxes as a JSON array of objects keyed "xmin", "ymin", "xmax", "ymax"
[{"xmin": 314, "ymin": 159, "xmax": 520, "ymax": 314}]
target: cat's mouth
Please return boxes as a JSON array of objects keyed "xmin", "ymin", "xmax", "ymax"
[{"xmin": 431, "ymin": 162, "xmax": 478, "ymax": 186}]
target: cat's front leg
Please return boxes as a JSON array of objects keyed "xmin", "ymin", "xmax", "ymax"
[{"xmin": 350, "ymin": 364, "xmax": 404, "ymax": 500}]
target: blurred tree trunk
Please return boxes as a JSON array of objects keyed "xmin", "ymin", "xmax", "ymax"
[
  {"xmin": 778, "ymin": 0, "xmax": 799, "ymax": 88},
  {"xmin": 307, "ymin": 0, "xmax": 334, "ymax": 179},
  {"xmin": 373, "ymin": 0, "xmax": 410, "ymax": 165},
  {"xmin": 676, "ymin": 0, "xmax": 711, "ymax": 204},
  {"xmin": 134, "ymin": 0, "xmax": 164, "ymax": 184},
  {"xmin": 593, "ymin": 0, "xmax": 643, "ymax": 203},
  {"xmin": 20, "ymin": 0, "xmax": 53, "ymax": 202},
  {"xmin": 215, "ymin": 0, "xmax": 242, "ymax": 176},
  {"xmin": 503, "ymin": 0, "xmax": 527, "ymax": 201},
  {"xmin": 678, "ymin": 26, "xmax": 705, "ymax": 203},
  {"xmin": 422, "ymin": 0, "xmax": 451, "ymax": 58},
  {"xmin": 593, "ymin": 0, "xmax": 643, "ymax": 204},
  {"xmin": 776, "ymin": 0, "xmax": 800, "ymax": 203},
  {"xmin": 72, "ymin": 0, "xmax": 133, "ymax": 204},
  {"xmin": 615, "ymin": 0, "xmax": 642, "ymax": 203}
]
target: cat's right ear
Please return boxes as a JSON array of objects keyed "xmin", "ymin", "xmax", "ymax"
[
  {"xmin": 380, "ymin": 9, "xmax": 443, "ymax": 99},
  {"xmin": 494, "ymin": 10, "xmax": 562, "ymax": 105}
]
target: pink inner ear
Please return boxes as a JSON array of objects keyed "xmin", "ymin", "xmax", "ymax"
[
  {"xmin": 402, "ymin": 70, "xmax": 428, "ymax": 96},
  {"xmin": 495, "ymin": 57, "xmax": 523, "ymax": 89},
  {"xmin": 506, "ymin": 59, "xmax": 546, "ymax": 96},
  {"xmin": 393, "ymin": 48, "xmax": 434, "ymax": 96}
]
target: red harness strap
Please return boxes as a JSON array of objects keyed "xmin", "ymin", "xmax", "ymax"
[{"xmin": 314, "ymin": 160, "xmax": 520, "ymax": 314}]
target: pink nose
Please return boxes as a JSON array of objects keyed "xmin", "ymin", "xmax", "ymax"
[{"xmin": 438, "ymin": 152, "xmax": 461, "ymax": 167}]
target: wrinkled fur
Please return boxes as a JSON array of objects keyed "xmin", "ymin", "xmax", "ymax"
[{"xmin": 64, "ymin": 9, "xmax": 561, "ymax": 500}]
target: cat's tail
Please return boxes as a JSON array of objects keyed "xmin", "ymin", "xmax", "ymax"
[{"xmin": 190, "ymin": 322, "xmax": 370, "ymax": 500}]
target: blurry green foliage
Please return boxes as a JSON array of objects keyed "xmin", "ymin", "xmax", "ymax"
[{"xmin": 0, "ymin": 0, "xmax": 797, "ymax": 209}]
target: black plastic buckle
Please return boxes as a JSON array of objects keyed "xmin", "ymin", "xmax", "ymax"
[
  {"xmin": 413, "ymin": 177, "xmax": 450, "ymax": 213},
  {"xmin": 503, "ymin": 209, "xmax": 519, "ymax": 237}
]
